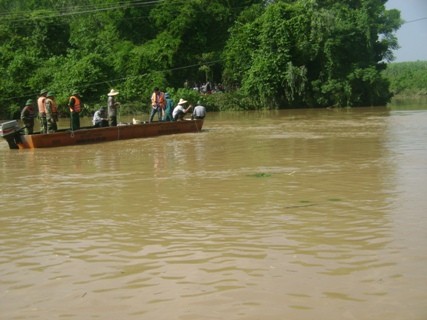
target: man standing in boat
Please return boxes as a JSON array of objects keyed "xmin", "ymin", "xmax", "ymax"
[
  {"xmin": 68, "ymin": 90, "xmax": 82, "ymax": 131},
  {"xmin": 107, "ymin": 89, "xmax": 120, "ymax": 126},
  {"xmin": 21, "ymin": 99, "xmax": 36, "ymax": 135},
  {"xmin": 163, "ymin": 92, "xmax": 174, "ymax": 122},
  {"xmin": 149, "ymin": 87, "xmax": 165, "ymax": 123},
  {"xmin": 45, "ymin": 92, "xmax": 58, "ymax": 133},
  {"xmin": 37, "ymin": 89, "xmax": 48, "ymax": 133}
]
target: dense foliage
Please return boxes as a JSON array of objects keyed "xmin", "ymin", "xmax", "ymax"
[
  {"xmin": 0, "ymin": 0, "xmax": 401, "ymax": 119},
  {"xmin": 383, "ymin": 61, "xmax": 427, "ymax": 96},
  {"xmin": 223, "ymin": 0, "xmax": 401, "ymax": 108}
]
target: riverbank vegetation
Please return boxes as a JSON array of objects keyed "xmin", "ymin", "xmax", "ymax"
[
  {"xmin": 383, "ymin": 61, "xmax": 427, "ymax": 97},
  {"xmin": 0, "ymin": 0, "xmax": 402, "ymax": 119}
]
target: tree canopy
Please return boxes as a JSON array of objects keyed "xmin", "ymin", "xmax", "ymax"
[
  {"xmin": 0, "ymin": 0, "xmax": 401, "ymax": 118},
  {"xmin": 223, "ymin": 0, "xmax": 401, "ymax": 107}
]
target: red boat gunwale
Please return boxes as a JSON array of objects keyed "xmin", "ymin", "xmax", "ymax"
[{"xmin": 2, "ymin": 119, "xmax": 204, "ymax": 149}]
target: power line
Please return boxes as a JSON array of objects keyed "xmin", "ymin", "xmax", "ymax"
[
  {"xmin": 0, "ymin": 0, "xmax": 243, "ymax": 22},
  {"xmin": 0, "ymin": 0, "xmax": 169, "ymax": 21},
  {"xmin": 404, "ymin": 17, "xmax": 427, "ymax": 24}
]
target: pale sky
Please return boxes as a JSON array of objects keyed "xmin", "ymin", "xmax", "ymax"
[{"xmin": 385, "ymin": 0, "xmax": 427, "ymax": 62}]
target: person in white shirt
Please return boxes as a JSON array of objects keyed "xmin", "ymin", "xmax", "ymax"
[
  {"xmin": 93, "ymin": 106, "xmax": 108, "ymax": 127},
  {"xmin": 192, "ymin": 101, "xmax": 206, "ymax": 119},
  {"xmin": 172, "ymin": 98, "xmax": 192, "ymax": 121}
]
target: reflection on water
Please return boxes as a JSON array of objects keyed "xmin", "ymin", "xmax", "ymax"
[{"xmin": 1, "ymin": 107, "xmax": 427, "ymax": 319}]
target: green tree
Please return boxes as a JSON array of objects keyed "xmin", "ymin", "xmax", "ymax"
[
  {"xmin": 0, "ymin": 0, "xmax": 403, "ymax": 119},
  {"xmin": 222, "ymin": 0, "xmax": 401, "ymax": 107}
]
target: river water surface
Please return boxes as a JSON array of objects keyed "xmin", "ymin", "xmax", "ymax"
[{"xmin": 1, "ymin": 106, "xmax": 426, "ymax": 319}]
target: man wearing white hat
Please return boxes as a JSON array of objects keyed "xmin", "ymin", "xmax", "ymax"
[
  {"xmin": 172, "ymin": 98, "xmax": 192, "ymax": 121},
  {"xmin": 107, "ymin": 89, "xmax": 120, "ymax": 126}
]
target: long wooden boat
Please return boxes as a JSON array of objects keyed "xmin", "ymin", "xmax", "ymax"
[{"xmin": 0, "ymin": 119, "xmax": 204, "ymax": 149}]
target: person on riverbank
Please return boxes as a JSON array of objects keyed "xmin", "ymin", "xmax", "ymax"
[
  {"xmin": 107, "ymin": 89, "xmax": 120, "ymax": 126},
  {"xmin": 163, "ymin": 92, "xmax": 174, "ymax": 122},
  {"xmin": 93, "ymin": 106, "xmax": 109, "ymax": 127},
  {"xmin": 45, "ymin": 92, "xmax": 58, "ymax": 133},
  {"xmin": 149, "ymin": 87, "xmax": 165, "ymax": 122},
  {"xmin": 192, "ymin": 101, "xmax": 206, "ymax": 120},
  {"xmin": 20, "ymin": 99, "xmax": 35, "ymax": 135},
  {"xmin": 172, "ymin": 98, "xmax": 192, "ymax": 121},
  {"xmin": 68, "ymin": 90, "xmax": 82, "ymax": 131},
  {"xmin": 37, "ymin": 89, "xmax": 48, "ymax": 133}
]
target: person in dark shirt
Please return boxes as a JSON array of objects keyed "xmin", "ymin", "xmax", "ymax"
[
  {"xmin": 21, "ymin": 99, "xmax": 35, "ymax": 135},
  {"xmin": 107, "ymin": 89, "xmax": 120, "ymax": 126}
]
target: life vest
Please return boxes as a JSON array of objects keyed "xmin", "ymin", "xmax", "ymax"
[
  {"xmin": 69, "ymin": 95, "xmax": 81, "ymax": 112},
  {"xmin": 151, "ymin": 91, "xmax": 165, "ymax": 108},
  {"xmin": 37, "ymin": 96, "xmax": 46, "ymax": 114},
  {"xmin": 158, "ymin": 92, "xmax": 165, "ymax": 108},
  {"xmin": 45, "ymin": 98, "xmax": 58, "ymax": 113}
]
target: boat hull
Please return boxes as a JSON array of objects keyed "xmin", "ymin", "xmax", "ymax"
[{"xmin": 8, "ymin": 119, "xmax": 203, "ymax": 149}]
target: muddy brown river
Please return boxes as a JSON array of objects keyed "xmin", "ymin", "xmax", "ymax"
[{"xmin": 1, "ymin": 106, "xmax": 426, "ymax": 319}]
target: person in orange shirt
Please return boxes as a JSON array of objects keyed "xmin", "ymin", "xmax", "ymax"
[
  {"xmin": 149, "ymin": 87, "xmax": 165, "ymax": 123},
  {"xmin": 68, "ymin": 90, "xmax": 82, "ymax": 131}
]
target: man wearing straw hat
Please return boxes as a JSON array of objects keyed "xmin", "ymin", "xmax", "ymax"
[
  {"xmin": 107, "ymin": 89, "xmax": 120, "ymax": 126},
  {"xmin": 172, "ymin": 98, "xmax": 192, "ymax": 121}
]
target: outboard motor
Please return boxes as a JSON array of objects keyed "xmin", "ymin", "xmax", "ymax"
[{"xmin": 0, "ymin": 120, "xmax": 22, "ymax": 149}]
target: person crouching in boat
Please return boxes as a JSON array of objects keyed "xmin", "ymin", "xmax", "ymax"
[
  {"xmin": 45, "ymin": 92, "xmax": 58, "ymax": 133},
  {"xmin": 68, "ymin": 90, "xmax": 82, "ymax": 131},
  {"xmin": 172, "ymin": 99, "xmax": 192, "ymax": 121},
  {"xmin": 93, "ymin": 106, "xmax": 109, "ymax": 128},
  {"xmin": 20, "ymin": 99, "xmax": 36, "ymax": 135}
]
